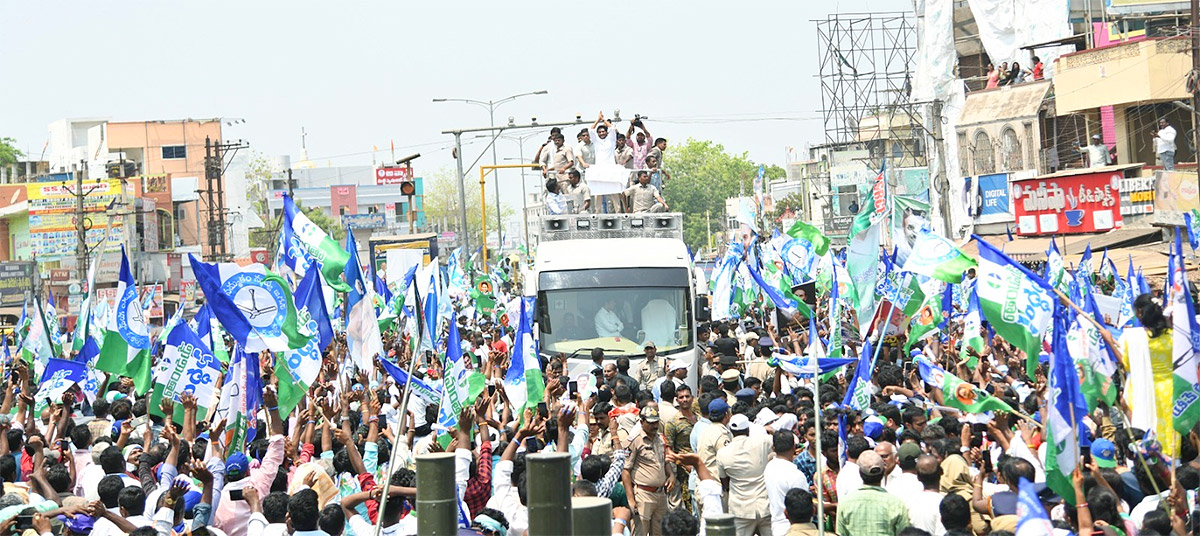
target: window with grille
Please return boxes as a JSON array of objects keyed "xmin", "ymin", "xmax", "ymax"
[
  {"xmin": 161, "ymin": 145, "xmax": 186, "ymax": 159},
  {"xmin": 973, "ymin": 130, "xmax": 995, "ymax": 175},
  {"xmin": 999, "ymin": 126, "xmax": 1023, "ymax": 171}
]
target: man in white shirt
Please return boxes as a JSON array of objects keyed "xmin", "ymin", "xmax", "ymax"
[
  {"xmin": 594, "ymin": 299, "xmax": 624, "ymax": 338},
  {"xmin": 1155, "ymin": 118, "xmax": 1177, "ymax": 171},
  {"xmin": 1080, "ymin": 134, "xmax": 1110, "ymax": 168},
  {"xmin": 764, "ymin": 430, "xmax": 810, "ymax": 536},
  {"xmin": 885, "ymin": 442, "xmax": 924, "ymax": 497},
  {"xmin": 905, "ymin": 455, "xmax": 948, "ymax": 536},
  {"xmin": 835, "ymin": 435, "xmax": 869, "ymax": 500}
]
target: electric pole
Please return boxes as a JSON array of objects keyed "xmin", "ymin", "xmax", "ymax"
[
  {"xmin": 74, "ymin": 162, "xmax": 88, "ymax": 285},
  {"xmin": 203, "ymin": 136, "xmax": 249, "ymax": 262},
  {"xmin": 931, "ymin": 99, "xmax": 953, "ymax": 237}
]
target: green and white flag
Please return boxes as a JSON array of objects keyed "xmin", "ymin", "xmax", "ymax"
[
  {"xmin": 975, "ymin": 236, "xmax": 1056, "ymax": 379},
  {"xmin": 193, "ymin": 261, "xmax": 310, "ymax": 354},
  {"xmin": 96, "ymin": 250, "xmax": 153, "ymax": 394},
  {"xmin": 149, "ymin": 321, "xmax": 222, "ymax": 424},
  {"xmin": 901, "ymin": 229, "xmax": 976, "ymax": 284},
  {"xmin": 917, "ymin": 357, "xmax": 1014, "ymax": 414},
  {"xmin": 906, "ymin": 282, "xmax": 947, "ymax": 352},
  {"xmin": 959, "ymin": 285, "xmax": 986, "ymax": 368},
  {"xmin": 1065, "ymin": 311, "xmax": 1117, "ymax": 411},
  {"xmin": 1170, "ymin": 231, "xmax": 1200, "ymax": 436},
  {"xmin": 846, "ymin": 167, "xmax": 888, "ymax": 335},
  {"xmin": 282, "ymin": 194, "xmax": 352, "ymax": 292}
]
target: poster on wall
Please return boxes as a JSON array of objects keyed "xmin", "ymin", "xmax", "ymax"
[
  {"xmin": 1153, "ymin": 170, "xmax": 1199, "ymax": 226},
  {"xmin": 1011, "ymin": 171, "xmax": 1123, "ymax": 235},
  {"xmin": 1119, "ymin": 176, "xmax": 1156, "ymax": 217}
]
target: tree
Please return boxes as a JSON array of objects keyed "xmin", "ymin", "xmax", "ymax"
[
  {"xmin": 422, "ymin": 166, "xmax": 513, "ymax": 248},
  {"xmin": 768, "ymin": 192, "xmax": 807, "ymax": 223},
  {"xmin": 0, "ymin": 138, "xmax": 23, "ymax": 168},
  {"xmin": 662, "ymin": 139, "xmax": 785, "ymax": 253},
  {"xmin": 245, "ymin": 152, "xmax": 278, "ymax": 250},
  {"xmin": 301, "ymin": 204, "xmax": 346, "ymax": 241}
]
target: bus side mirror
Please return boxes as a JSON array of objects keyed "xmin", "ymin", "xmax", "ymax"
[{"xmin": 695, "ymin": 296, "xmax": 711, "ymax": 322}]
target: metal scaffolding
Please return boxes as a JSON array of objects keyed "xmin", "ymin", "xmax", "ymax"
[{"xmin": 815, "ymin": 12, "xmax": 922, "ymax": 164}]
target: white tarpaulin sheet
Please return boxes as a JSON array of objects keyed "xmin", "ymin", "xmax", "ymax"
[
  {"xmin": 914, "ymin": 0, "xmax": 969, "ymax": 238},
  {"xmin": 965, "ymin": 0, "xmax": 1072, "ymax": 78}
]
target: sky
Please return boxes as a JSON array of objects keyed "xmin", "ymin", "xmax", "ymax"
[{"xmin": 0, "ymin": 0, "xmax": 912, "ymax": 232}]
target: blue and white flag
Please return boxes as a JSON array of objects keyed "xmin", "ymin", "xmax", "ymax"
[
  {"xmin": 286, "ymin": 268, "xmax": 332, "ymax": 389},
  {"xmin": 1015, "ymin": 477, "xmax": 1053, "ymax": 536},
  {"xmin": 746, "ymin": 258, "xmax": 800, "ymax": 318},
  {"xmin": 504, "ymin": 297, "xmax": 544, "ymax": 413},
  {"xmin": 344, "ymin": 232, "xmax": 383, "ymax": 372},
  {"xmin": 189, "ymin": 255, "xmax": 308, "ymax": 353},
  {"xmin": 281, "ymin": 194, "xmax": 351, "ymax": 291},
  {"xmin": 710, "ymin": 241, "xmax": 744, "ymax": 320},
  {"xmin": 154, "ymin": 322, "xmax": 222, "ymax": 416},
  {"xmin": 34, "ymin": 358, "xmax": 88, "ymax": 402},
  {"xmin": 1045, "ymin": 312, "xmax": 1089, "ymax": 501},
  {"xmin": 379, "ymin": 357, "xmax": 443, "ymax": 404}
]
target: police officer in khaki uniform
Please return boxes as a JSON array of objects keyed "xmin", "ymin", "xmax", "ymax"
[{"xmin": 622, "ymin": 406, "xmax": 674, "ymax": 536}]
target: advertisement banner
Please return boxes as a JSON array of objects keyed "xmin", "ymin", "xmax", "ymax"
[
  {"xmin": 140, "ymin": 284, "xmax": 164, "ymax": 320},
  {"xmin": 1153, "ymin": 170, "xmax": 1200, "ymax": 226},
  {"xmin": 1119, "ymin": 176, "xmax": 1156, "ymax": 217},
  {"xmin": 375, "ymin": 167, "xmax": 413, "ymax": 185},
  {"xmin": 27, "ymin": 179, "xmax": 124, "ymax": 259},
  {"xmin": 0, "ymin": 262, "xmax": 33, "ymax": 306},
  {"xmin": 1011, "ymin": 171, "xmax": 1123, "ymax": 235},
  {"xmin": 977, "ymin": 173, "xmax": 1013, "ymax": 223}
]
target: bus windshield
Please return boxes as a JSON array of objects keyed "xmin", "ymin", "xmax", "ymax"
[{"xmin": 538, "ymin": 285, "xmax": 693, "ymax": 358}]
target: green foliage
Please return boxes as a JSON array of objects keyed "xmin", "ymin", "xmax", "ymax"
[
  {"xmin": 301, "ymin": 204, "xmax": 346, "ymax": 241},
  {"xmin": 422, "ymin": 166, "xmax": 513, "ymax": 247},
  {"xmin": 245, "ymin": 152, "xmax": 277, "ymax": 250},
  {"xmin": 0, "ymin": 138, "xmax": 24, "ymax": 168},
  {"xmin": 662, "ymin": 139, "xmax": 784, "ymax": 252},
  {"xmin": 768, "ymin": 192, "xmax": 807, "ymax": 222}
]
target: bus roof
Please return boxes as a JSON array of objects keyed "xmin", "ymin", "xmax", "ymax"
[{"xmin": 535, "ymin": 237, "xmax": 691, "ymax": 272}]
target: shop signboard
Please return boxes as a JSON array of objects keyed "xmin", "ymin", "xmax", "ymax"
[
  {"xmin": 1119, "ymin": 176, "xmax": 1156, "ymax": 216},
  {"xmin": 0, "ymin": 262, "xmax": 33, "ymax": 306},
  {"xmin": 1011, "ymin": 170, "xmax": 1123, "ymax": 235},
  {"xmin": 343, "ymin": 213, "xmax": 386, "ymax": 230}
]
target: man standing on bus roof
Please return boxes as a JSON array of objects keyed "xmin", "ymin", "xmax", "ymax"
[
  {"xmin": 595, "ymin": 298, "xmax": 625, "ymax": 338},
  {"xmin": 635, "ymin": 341, "xmax": 666, "ymax": 388}
]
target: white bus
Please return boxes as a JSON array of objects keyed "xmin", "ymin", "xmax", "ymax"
[{"xmin": 529, "ymin": 213, "xmax": 709, "ymax": 392}]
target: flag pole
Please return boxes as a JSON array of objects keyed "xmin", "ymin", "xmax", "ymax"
[
  {"xmin": 811, "ymin": 380, "xmax": 825, "ymax": 536},
  {"xmin": 373, "ymin": 283, "xmax": 424, "ymax": 536}
]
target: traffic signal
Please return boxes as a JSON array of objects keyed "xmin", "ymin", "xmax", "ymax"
[{"xmin": 400, "ymin": 180, "xmax": 416, "ymax": 196}]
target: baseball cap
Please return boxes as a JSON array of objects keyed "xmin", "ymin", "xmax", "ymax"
[
  {"xmin": 755, "ymin": 408, "xmax": 778, "ymax": 426},
  {"xmin": 897, "ymin": 442, "xmax": 922, "ymax": 466},
  {"xmin": 1091, "ymin": 438, "xmax": 1117, "ymax": 468},
  {"xmin": 641, "ymin": 407, "xmax": 661, "ymax": 423},
  {"xmin": 1092, "ymin": 134, "xmax": 1102, "ymax": 140},
  {"xmin": 708, "ymin": 398, "xmax": 730, "ymax": 419},
  {"xmin": 644, "ymin": 340, "xmax": 656, "ymax": 349},
  {"xmin": 668, "ymin": 359, "xmax": 688, "ymax": 372},
  {"xmin": 758, "ymin": 336, "xmax": 774, "ymax": 347},
  {"xmin": 863, "ymin": 417, "xmax": 885, "ymax": 440},
  {"xmin": 226, "ymin": 452, "xmax": 250, "ymax": 478},
  {"xmin": 729, "ymin": 414, "xmax": 750, "ymax": 432},
  {"xmin": 721, "ymin": 369, "xmax": 740, "ymax": 382},
  {"xmin": 857, "ymin": 450, "xmax": 886, "ymax": 477},
  {"xmin": 735, "ymin": 388, "xmax": 756, "ymax": 402}
]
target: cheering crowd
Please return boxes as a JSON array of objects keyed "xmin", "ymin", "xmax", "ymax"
[{"xmin": 4, "ymin": 186, "xmax": 1200, "ymax": 536}]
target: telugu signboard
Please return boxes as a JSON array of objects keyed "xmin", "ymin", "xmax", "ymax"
[
  {"xmin": 375, "ymin": 167, "xmax": 413, "ymax": 185},
  {"xmin": 0, "ymin": 262, "xmax": 32, "ymax": 306},
  {"xmin": 1011, "ymin": 171, "xmax": 1123, "ymax": 235},
  {"xmin": 343, "ymin": 213, "xmax": 387, "ymax": 230}
]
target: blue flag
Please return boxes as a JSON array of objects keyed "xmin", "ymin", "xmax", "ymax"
[
  {"xmin": 1187, "ymin": 210, "xmax": 1200, "ymax": 251},
  {"xmin": 1015, "ymin": 477, "xmax": 1053, "ymax": 535},
  {"xmin": 35, "ymin": 358, "xmax": 88, "ymax": 402},
  {"xmin": 193, "ymin": 304, "xmax": 214, "ymax": 349},
  {"xmin": 1046, "ymin": 310, "xmax": 1089, "ymax": 501},
  {"xmin": 745, "ymin": 257, "xmax": 800, "ymax": 317},
  {"xmin": 343, "ymin": 232, "xmax": 383, "ymax": 370},
  {"xmin": 188, "ymin": 254, "xmax": 253, "ymax": 348},
  {"xmin": 379, "ymin": 357, "xmax": 443, "ymax": 404},
  {"xmin": 295, "ymin": 268, "xmax": 333, "ymax": 352}
]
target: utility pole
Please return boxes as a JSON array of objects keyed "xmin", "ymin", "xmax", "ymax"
[
  {"xmin": 453, "ymin": 132, "xmax": 470, "ymax": 253},
  {"xmin": 74, "ymin": 162, "xmax": 88, "ymax": 285},
  {"xmin": 203, "ymin": 136, "xmax": 248, "ymax": 262},
  {"xmin": 1192, "ymin": 0, "xmax": 1199, "ymax": 192},
  {"xmin": 931, "ymin": 99, "xmax": 953, "ymax": 237}
]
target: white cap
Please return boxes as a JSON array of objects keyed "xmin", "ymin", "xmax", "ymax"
[
  {"xmin": 755, "ymin": 408, "xmax": 778, "ymax": 426},
  {"xmin": 729, "ymin": 414, "xmax": 751, "ymax": 432},
  {"xmin": 668, "ymin": 359, "xmax": 688, "ymax": 372}
]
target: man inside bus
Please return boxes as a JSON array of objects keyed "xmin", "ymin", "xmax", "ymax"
[{"xmin": 595, "ymin": 298, "xmax": 625, "ymax": 338}]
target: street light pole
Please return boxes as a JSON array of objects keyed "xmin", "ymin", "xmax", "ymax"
[
  {"xmin": 453, "ymin": 132, "xmax": 470, "ymax": 253},
  {"xmin": 434, "ymin": 90, "xmax": 547, "ymax": 256}
]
